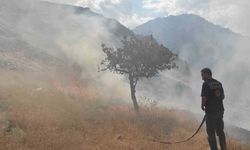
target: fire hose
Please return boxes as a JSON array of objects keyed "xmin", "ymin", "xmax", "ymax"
[{"xmin": 147, "ymin": 114, "xmax": 206, "ymax": 144}]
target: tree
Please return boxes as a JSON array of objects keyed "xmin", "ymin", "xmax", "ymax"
[{"xmin": 99, "ymin": 35, "xmax": 177, "ymax": 114}]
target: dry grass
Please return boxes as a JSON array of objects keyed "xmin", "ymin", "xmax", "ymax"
[{"xmin": 0, "ymin": 84, "xmax": 249, "ymax": 150}]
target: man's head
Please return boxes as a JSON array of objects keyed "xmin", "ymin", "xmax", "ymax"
[{"xmin": 201, "ymin": 68, "xmax": 212, "ymax": 81}]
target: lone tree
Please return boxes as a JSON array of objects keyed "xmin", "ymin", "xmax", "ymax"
[{"xmin": 100, "ymin": 35, "xmax": 177, "ymax": 114}]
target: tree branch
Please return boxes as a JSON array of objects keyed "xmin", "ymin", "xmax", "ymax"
[{"xmin": 114, "ymin": 66, "xmax": 129, "ymax": 74}]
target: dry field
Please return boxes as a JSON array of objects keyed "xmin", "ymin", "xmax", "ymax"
[{"xmin": 0, "ymin": 71, "xmax": 249, "ymax": 150}]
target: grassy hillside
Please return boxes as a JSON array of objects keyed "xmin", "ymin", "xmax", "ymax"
[{"xmin": 0, "ymin": 72, "xmax": 249, "ymax": 150}]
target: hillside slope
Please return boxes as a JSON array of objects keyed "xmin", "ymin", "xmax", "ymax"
[
  {"xmin": 0, "ymin": 0, "xmax": 133, "ymax": 72},
  {"xmin": 134, "ymin": 14, "xmax": 244, "ymax": 68},
  {"xmin": 0, "ymin": 73, "xmax": 249, "ymax": 150}
]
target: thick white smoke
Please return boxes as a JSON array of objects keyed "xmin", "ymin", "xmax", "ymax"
[{"xmin": 0, "ymin": 0, "xmax": 130, "ymax": 101}]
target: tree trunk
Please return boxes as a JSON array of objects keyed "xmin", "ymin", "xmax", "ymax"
[{"xmin": 129, "ymin": 75, "xmax": 139, "ymax": 114}]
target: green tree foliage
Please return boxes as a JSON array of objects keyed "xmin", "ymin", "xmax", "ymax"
[{"xmin": 100, "ymin": 35, "xmax": 177, "ymax": 113}]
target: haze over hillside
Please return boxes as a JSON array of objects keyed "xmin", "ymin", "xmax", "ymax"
[
  {"xmin": 134, "ymin": 14, "xmax": 250, "ymax": 132},
  {"xmin": 0, "ymin": 0, "xmax": 190, "ymax": 102},
  {"xmin": 0, "ymin": 0, "xmax": 133, "ymax": 71},
  {"xmin": 0, "ymin": 0, "xmax": 136, "ymax": 102},
  {"xmin": 0, "ymin": 0, "xmax": 249, "ymax": 147},
  {"xmin": 134, "ymin": 14, "xmax": 244, "ymax": 68}
]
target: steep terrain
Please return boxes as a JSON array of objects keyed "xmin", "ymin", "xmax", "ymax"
[
  {"xmin": 0, "ymin": 0, "xmax": 133, "ymax": 72},
  {"xmin": 134, "ymin": 14, "xmax": 244, "ymax": 68}
]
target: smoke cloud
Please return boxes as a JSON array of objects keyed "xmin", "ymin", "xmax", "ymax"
[{"xmin": 0, "ymin": 0, "xmax": 130, "ymax": 101}]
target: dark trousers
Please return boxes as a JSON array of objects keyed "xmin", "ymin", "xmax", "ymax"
[{"xmin": 206, "ymin": 111, "xmax": 227, "ymax": 150}]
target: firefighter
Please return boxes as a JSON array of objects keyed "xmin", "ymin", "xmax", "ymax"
[{"xmin": 201, "ymin": 68, "xmax": 227, "ymax": 150}]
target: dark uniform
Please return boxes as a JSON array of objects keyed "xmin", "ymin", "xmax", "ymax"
[{"xmin": 201, "ymin": 78, "xmax": 227, "ymax": 150}]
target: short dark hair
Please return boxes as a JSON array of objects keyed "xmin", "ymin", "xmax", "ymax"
[{"xmin": 201, "ymin": 68, "xmax": 212, "ymax": 77}]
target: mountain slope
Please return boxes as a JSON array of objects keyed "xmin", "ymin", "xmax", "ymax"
[
  {"xmin": 0, "ymin": 0, "xmax": 136, "ymax": 113},
  {"xmin": 0, "ymin": 0, "xmax": 133, "ymax": 72},
  {"xmin": 134, "ymin": 14, "xmax": 243, "ymax": 68}
]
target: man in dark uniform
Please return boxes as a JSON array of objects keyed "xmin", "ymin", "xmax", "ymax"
[{"xmin": 201, "ymin": 68, "xmax": 227, "ymax": 150}]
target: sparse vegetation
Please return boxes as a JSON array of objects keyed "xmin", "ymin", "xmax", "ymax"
[{"xmin": 0, "ymin": 78, "xmax": 249, "ymax": 150}]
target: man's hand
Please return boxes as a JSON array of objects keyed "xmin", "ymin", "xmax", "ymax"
[
  {"xmin": 201, "ymin": 97, "xmax": 207, "ymax": 111},
  {"xmin": 201, "ymin": 104, "xmax": 205, "ymax": 111}
]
